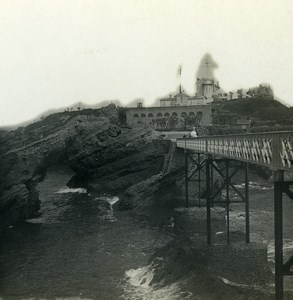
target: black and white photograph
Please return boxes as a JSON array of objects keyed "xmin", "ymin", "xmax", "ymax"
[{"xmin": 0, "ymin": 1, "xmax": 292, "ymax": 299}]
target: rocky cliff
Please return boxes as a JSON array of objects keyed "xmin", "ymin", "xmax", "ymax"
[{"xmin": 0, "ymin": 104, "xmax": 169, "ymax": 228}]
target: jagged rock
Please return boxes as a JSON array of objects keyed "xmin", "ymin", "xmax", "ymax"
[
  {"xmin": 0, "ymin": 183, "xmax": 39, "ymax": 227},
  {"xmin": 74, "ymin": 127, "xmax": 167, "ymax": 194},
  {"xmin": 0, "ymin": 105, "xmax": 168, "ymax": 227},
  {"xmin": 118, "ymin": 154, "xmax": 226, "ymax": 218},
  {"xmin": 119, "ymin": 167, "xmax": 186, "ymax": 213}
]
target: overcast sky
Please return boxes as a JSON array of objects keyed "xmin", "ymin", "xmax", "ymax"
[{"xmin": 1, "ymin": 0, "xmax": 293, "ymax": 126}]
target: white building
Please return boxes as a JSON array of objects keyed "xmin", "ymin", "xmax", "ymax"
[{"xmin": 159, "ymin": 54, "xmax": 274, "ymax": 106}]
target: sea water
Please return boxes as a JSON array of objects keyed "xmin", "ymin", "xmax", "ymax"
[
  {"xmin": 0, "ymin": 167, "xmax": 293, "ymax": 299},
  {"xmin": 0, "ymin": 166, "xmax": 172, "ymax": 300}
]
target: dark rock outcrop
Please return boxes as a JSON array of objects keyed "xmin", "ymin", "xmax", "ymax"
[
  {"xmin": 118, "ymin": 153, "xmax": 224, "ymax": 217},
  {"xmin": 0, "ymin": 105, "xmax": 168, "ymax": 228},
  {"xmin": 67, "ymin": 126, "xmax": 167, "ymax": 194},
  {"xmin": 0, "ymin": 113, "xmax": 117, "ymax": 227},
  {"xmin": 118, "ymin": 168, "xmax": 185, "ymax": 213}
]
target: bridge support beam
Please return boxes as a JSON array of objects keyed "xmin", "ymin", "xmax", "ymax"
[
  {"xmin": 205, "ymin": 157, "xmax": 250, "ymax": 245},
  {"xmin": 185, "ymin": 152, "xmax": 250, "ymax": 245},
  {"xmin": 185, "ymin": 150, "xmax": 189, "ymax": 208},
  {"xmin": 184, "ymin": 152, "xmax": 250, "ymax": 245},
  {"xmin": 245, "ymin": 162, "xmax": 250, "ymax": 243},
  {"xmin": 273, "ymin": 171, "xmax": 293, "ymax": 300},
  {"xmin": 184, "ymin": 150, "xmax": 205, "ymax": 208},
  {"xmin": 206, "ymin": 155, "xmax": 212, "ymax": 245}
]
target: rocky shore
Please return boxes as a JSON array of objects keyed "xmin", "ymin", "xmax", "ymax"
[
  {"xmin": 0, "ymin": 104, "xmax": 249, "ymax": 228},
  {"xmin": 0, "ymin": 104, "xmax": 171, "ymax": 228},
  {"xmin": 1, "ymin": 104, "xmax": 293, "ymax": 299}
]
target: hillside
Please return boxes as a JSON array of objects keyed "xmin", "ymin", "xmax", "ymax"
[
  {"xmin": 219, "ymin": 97, "xmax": 291, "ymax": 121},
  {"xmin": 211, "ymin": 97, "xmax": 293, "ymax": 133},
  {"xmin": 0, "ymin": 105, "xmax": 121, "ymax": 155}
]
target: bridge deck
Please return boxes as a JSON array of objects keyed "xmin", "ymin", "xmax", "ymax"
[{"xmin": 176, "ymin": 131, "xmax": 293, "ymax": 171}]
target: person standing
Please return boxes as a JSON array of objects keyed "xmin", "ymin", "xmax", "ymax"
[{"xmin": 190, "ymin": 127, "xmax": 198, "ymax": 138}]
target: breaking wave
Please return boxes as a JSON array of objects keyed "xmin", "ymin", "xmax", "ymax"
[
  {"xmin": 234, "ymin": 182, "xmax": 273, "ymax": 191},
  {"xmin": 121, "ymin": 260, "xmax": 193, "ymax": 300},
  {"xmin": 55, "ymin": 187, "xmax": 87, "ymax": 194},
  {"xmin": 267, "ymin": 239, "xmax": 293, "ymax": 263}
]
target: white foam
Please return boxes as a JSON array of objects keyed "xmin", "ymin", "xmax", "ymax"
[
  {"xmin": 122, "ymin": 262, "xmax": 192, "ymax": 300},
  {"xmin": 219, "ymin": 277, "xmax": 250, "ymax": 288},
  {"xmin": 125, "ymin": 264, "xmax": 155, "ymax": 289},
  {"xmin": 107, "ymin": 196, "xmax": 119, "ymax": 206},
  {"xmin": 234, "ymin": 182, "xmax": 272, "ymax": 191},
  {"xmin": 218, "ymin": 276, "xmax": 274, "ymax": 293},
  {"xmin": 267, "ymin": 239, "xmax": 293, "ymax": 263},
  {"xmin": 96, "ymin": 195, "xmax": 119, "ymax": 223},
  {"xmin": 25, "ymin": 218, "xmax": 44, "ymax": 224},
  {"xmin": 95, "ymin": 195, "xmax": 119, "ymax": 206},
  {"xmin": 55, "ymin": 188, "xmax": 87, "ymax": 194}
]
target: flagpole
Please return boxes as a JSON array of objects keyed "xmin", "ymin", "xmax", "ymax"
[{"xmin": 177, "ymin": 65, "xmax": 182, "ymax": 93}]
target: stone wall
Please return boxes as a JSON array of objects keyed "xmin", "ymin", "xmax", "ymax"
[{"xmin": 126, "ymin": 105, "xmax": 212, "ymax": 128}]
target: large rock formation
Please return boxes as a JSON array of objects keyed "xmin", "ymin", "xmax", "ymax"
[
  {"xmin": 67, "ymin": 125, "xmax": 167, "ymax": 194},
  {"xmin": 0, "ymin": 105, "xmax": 169, "ymax": 228},
  {"xmin": 118, "ymin": 150, "xmax": 224, "ymax": 220}
]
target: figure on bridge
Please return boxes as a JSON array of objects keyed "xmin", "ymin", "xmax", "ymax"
[{"xmin": 189, "ymin": 127, "xmax": 198, "ymax": 138}]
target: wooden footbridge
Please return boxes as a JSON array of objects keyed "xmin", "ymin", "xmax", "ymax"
[{"xmin": 175, "ymin": 131, "xmax": 293, "ymax": 300}]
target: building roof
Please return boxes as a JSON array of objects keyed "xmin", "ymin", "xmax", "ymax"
[
  {"xmin": 174, "ymin": 92, "xmax": 190, "ymax": 97},
  {"xmin": 213, "ymin": 87, "xmax": 226, "ymax": 95}
]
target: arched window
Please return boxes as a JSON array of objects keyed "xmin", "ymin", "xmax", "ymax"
[
  {"xmin": 196, "ymin": 111, "xmax": 203, "ymax": 125},
  {"xmin": 189, "ymin": 112, "xmax": 195, "ymax": 116},
  {"xmin": 141, "ymin": 113, "xmax": 146, "ymax": 118},
  {"xmin": 172, "ymin": 112, "xmax": 178, "ymax": 117},
  {"xmin": 157, "ymin": 113, "xmax": 162, "ymax": 117},
  {"xmin": 164, "ymin": 112, "xmax": 170, "ymax": 117},
  {"xmin": 148, "ymin": 113, "xmax": 154, "ymax": 117},
  {"xmin": 134, "ymin": 114, "xmax": 139, "ymax": 118}
]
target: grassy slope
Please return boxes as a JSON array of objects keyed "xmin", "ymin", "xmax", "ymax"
[{"xmin": 219, "ymin": 97, "xmax": 291, "ymax": 121}]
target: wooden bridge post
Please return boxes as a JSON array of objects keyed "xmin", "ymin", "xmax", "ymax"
[{"xmin": 274, "ymin": 170, "xmax": 284, "ymax": 300}]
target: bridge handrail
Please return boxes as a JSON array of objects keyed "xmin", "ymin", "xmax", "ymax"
[{"xmin": 176, "ymin": 131, "xmax": 293, "ymax": 171}]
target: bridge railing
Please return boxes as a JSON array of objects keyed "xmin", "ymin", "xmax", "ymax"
[{"xmin": 176, "ymin": 131, "xmax": 293, "ymax": 171}]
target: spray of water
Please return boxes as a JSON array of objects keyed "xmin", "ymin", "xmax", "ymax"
[{"xmin": 121, "ymin": 260, "xmax": 193, "ymax": 300}]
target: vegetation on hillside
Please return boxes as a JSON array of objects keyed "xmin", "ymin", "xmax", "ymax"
[
  {"xmin": 209, "ymin": 97, "xmax": 293, "ymax": 135},
  {"xmin": 219, "ymin": 97, "xmax": 291, "ymax": 121},
  {"xmin": 0, "ymin": 104, "xmax": 120, "ymax": 155}
]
